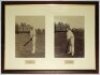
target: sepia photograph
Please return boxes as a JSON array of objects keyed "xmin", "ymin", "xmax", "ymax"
[
  {"xmin": 15, "ymin": 16, "xmax": 45, "ymax": 58},
  {"xmin": 1, "ymin": 1, "xmax": 98, "ymax": 74},
  {"xmin": 55, "ymin": 16, "xmax": 84, "ymax": 57}
]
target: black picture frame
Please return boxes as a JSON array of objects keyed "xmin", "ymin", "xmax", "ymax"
[{"xmin": 1, "ymin": 1, "xmax": 99, "ymax": 74}]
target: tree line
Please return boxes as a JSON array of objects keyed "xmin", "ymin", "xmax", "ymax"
[
  {"xmin": 15, "ymin": 23, "xmax": 45, "ymax": 34},
  {"xmin": 55, "ymin": 22, "xmax": 84, "ymax": 32}
]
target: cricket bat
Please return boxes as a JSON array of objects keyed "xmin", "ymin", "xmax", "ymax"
[{"xmin": 24, "ymin": 38, "xmax": 32, "ymax": 46}]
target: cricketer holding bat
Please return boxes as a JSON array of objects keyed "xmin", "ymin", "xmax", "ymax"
[
  {"xmin": 30, "ymin": 27, "xmax": 36, "ymax": 54},
  {"xmin": 66, "ymin": 25, "xmax": 75, "ymax": 56}
]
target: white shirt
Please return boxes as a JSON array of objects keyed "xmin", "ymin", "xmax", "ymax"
[
  {"xmin": 30, "ymin": 29, "xmax": 35, "ymax": 38},
  {"xmin": 66, "ymin": 30, "xmax": 74, "ymax": 46}
]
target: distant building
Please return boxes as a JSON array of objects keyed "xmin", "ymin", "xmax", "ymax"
[{"xmin": 15, "ymin": 23, "xmax": 32, "ymax": 33}]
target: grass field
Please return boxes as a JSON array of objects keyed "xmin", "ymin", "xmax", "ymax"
[
  {"xmin": 55, "ymin": 29, "xmax": 84, "ymax": 58},
  {"xmin": 16, "ymin": 32, "xmax": 45, "ymax": 58},
  {"xmin": 16, "ymin": 29, "xmax": 84, "ymax": 58}
]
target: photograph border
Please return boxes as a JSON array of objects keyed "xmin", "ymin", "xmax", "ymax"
[{"xmin": 1, "ymin": 1, "xmax": 99, "ymax": 74}]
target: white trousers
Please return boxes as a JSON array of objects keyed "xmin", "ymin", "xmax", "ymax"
[
  {"xmin": 30, "ymin": 30, "xmax": 36, "ymax": 54},
  {"xmin": 68, "ymin": 37, "xmax": 75, "ymax": 56}
]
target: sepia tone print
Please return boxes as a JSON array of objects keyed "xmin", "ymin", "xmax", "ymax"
[
  {"xmin": 15, "ymin": 16, "xmax": 45, "ymax": 58},
  {"xmin": 55, "ymin": 16, "xmax": 84, "ymax": 58}
]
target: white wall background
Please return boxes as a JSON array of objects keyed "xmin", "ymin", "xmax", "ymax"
[{"xmin": 0, "ymin": 0, "xmax": 100, "ymax": 75}]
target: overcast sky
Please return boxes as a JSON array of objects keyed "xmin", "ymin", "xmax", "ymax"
[
  {"xmin": 16, "ymin": 16, "xmax": 45, "ymax": 29},
  {"xmin": 55, "ymin": 16, "xmax": 84, "ymax": 29},
  {"xmin": 16, "ymin": 16, "xmax": 84, "ymax": 29}
]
